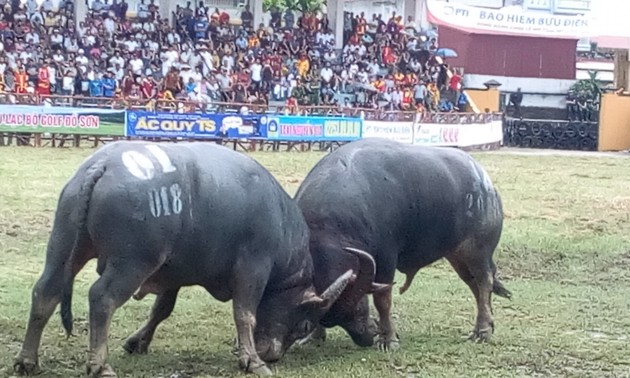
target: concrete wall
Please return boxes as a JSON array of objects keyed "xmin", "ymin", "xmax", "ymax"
[
  {"xmin": 465, "ymin": 74, "xmax": 576, "ymax": 113},
  {"xmin": 598, "ymin": 93, "xmax": 630, "ymax": 151}
]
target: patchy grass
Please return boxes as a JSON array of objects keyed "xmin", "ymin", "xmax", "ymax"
[{"xmin": 1, "ymin": 146, "xmax": 630, "ymax": 378}]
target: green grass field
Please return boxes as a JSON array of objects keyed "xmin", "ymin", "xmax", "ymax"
[{"xmin": 1, "ymin": 146, "xmax": 630, "ymax": 378}]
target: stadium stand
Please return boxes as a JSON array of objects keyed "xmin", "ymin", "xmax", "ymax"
[{"xmin": 0, "ymin": 1, "xmax": 465, "ymax": 117}]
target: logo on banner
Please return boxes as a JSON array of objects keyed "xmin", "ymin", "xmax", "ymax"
[{"xmin": 441, "ymin": 127, "xmax": 460, "ymax": 144}]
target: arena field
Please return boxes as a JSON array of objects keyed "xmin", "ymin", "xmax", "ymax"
[{"xmin": 1, "ymin": 146, "xmax": 629, "ymax": 378}]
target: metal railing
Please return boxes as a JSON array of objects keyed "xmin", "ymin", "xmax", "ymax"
[{"xmin": 0, "ymin": 93, "xmax": 503, "ymax": 123}]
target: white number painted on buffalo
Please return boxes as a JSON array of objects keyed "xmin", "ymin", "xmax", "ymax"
[
  {"xmin": 148, "ymin": 183, "xmax": 183, "ymax": 218},
  {"xmin": 121, "ymin": 145, "xmax": 177, "ymax": 180}
]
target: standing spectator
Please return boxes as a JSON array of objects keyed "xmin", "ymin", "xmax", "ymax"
[
  {"xmin": 36, "ymin": 62, "xmax": 50, "ymax": 95},
  {"xmin": 509, "ymin": 87, "xmax": 523, "ymax": 118}
]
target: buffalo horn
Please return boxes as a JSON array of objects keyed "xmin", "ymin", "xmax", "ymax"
[
  {"xmin": 343, "ymin": 247, "xmax": 391, "ymax": 307},
  {"xmin": 320, "ymin": 269, "xmax": 355, "ymax": 304}
]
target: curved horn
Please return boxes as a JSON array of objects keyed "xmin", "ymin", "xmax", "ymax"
[
  {"xmin": 343, "ymin": 247, "xmax": 392, "ymax": 307},
  {"xmin": 301, "ymin": 269, "xmax": 355, "ymax": 314}
]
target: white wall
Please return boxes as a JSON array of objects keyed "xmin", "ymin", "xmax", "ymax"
[
  {"xmin": 465, "ymin": 74, "xmax": 576, "ymax": 94},
  {"xmin": 343, "ymin": 0, "xmax": 404, "ymax": 19},
  {"xmin": 465, "ymin": 74, "xmax": 577, "ymax": 109}
]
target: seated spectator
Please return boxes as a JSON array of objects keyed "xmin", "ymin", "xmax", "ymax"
[{"xmin": 0, "ymin": 0, "xmax": 462, "ymax": 117}]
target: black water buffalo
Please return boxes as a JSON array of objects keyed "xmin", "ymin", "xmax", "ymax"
[
  {"xmin": 13, "ymin": 141, "xmax": 377, "ymax": 377},
  {"xmin": 295, "ymin": 138, "xmax": 512, "ymax": 350}
]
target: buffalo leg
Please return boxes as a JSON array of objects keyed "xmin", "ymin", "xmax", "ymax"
[
  {"xmin": 14, "ymin": 230, "xmax": 93, "ymax": 375},
  {"xmin": 124, "ymin": 288, "xmax": 180, "ymax": 355},
  {"xmin": 87, "ymin": 261, "xmax": 159, "ymax": 378},
  {"xmin": 447, "ymin": 254, "xmax": 494, "ymax": 342},
  {"xmin": 373, "ymin": 287, "xmax": 400, "ymax": 352},
  {"xmin": 14, "ymin": 270, "xmax": 66, "ymax": 375},
  {"xmin": 231, "ymin": 269, "xmax": 271, "ymax": 376}
]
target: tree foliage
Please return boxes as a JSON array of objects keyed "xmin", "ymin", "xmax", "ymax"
[
  {"xmin": 263, "ymin": 0, "xmax": 325, "ymax": 13},
  {"xmin": 570, "ymin": 70, "xmax": 602, "ymax": 102}
]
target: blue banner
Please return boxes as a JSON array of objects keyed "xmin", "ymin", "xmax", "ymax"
[
  {"xmin": 125, "ymin": 111, "xmax": 262, "ymax": 139},
  {"xmin": 259, "ymin": 115, "xmax": 363, "ymax": 142}
]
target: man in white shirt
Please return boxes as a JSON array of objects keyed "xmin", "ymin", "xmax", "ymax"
[
  {"xmin": 109, "ymin": 51, "xmax": 124, "ymax": 70},
  {"xmin": 320, "ymin": 63, "xmax": 333, "ymax": 85},
  {"xmin": 25, "ymin": 31, "xmax": 40, "ymax": 45},
  {"xmin": 129, "ymin": 54, "xmax": 144, "ymax": 75},
  {"xmin": 75, "ymin": 50, "xmax": 89, "ymax": 66},
  {"xmin": 250, "ymin": 58, "xmax": 262, "ymax": 88},
  {"xmin": 221, "ymin": 53, "xmax": 234, "ymax": 73},
  {"xmin": 136, "ymin": 0, "xmax": 149, "ymax": 19},
  {"xmin": 25, "ymin": 0, "xmax": 38, "ymax": 15},
  {"xmin": 41, "ymin": 0, "xmax": 53, "ymax": 12}
]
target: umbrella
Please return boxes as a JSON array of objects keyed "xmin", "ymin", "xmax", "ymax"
[
  {"xmin": 425, "ymin": 29, "xmax": 439, "ymax": 39},
  {"xmin": 436, "ymin": 48, "xmax": 458, "ymax": 58}
]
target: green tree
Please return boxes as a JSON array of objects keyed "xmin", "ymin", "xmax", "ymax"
[
  {"xmin": 263, "ymin": 0, "xmax": 287, "ymax": 12},
  {"xmin": 263, "ymin": 0, "xmax": 325, "ymax": 13},
  {"xmin": 571, "ymin": 70, "xmax": 602, "ymax": 102}
]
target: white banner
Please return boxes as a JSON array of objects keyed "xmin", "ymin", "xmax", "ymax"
[
  {"xmin": 362, "ymin": 121, "xmax": 414, "ymax": 144},
  {"xmin": 426, "ymin": 0, "xmax": 593, "ymax": 39},
  {"xmin": 361, "ymin": 117, "xmax": 503, "ymax": 148}
]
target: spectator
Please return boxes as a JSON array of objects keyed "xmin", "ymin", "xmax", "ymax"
[
  {"xmin": 0, "ymin": 0, "xmax": 464, "ymax": 116},
  {"xmin": 509, "ymin": 88, "xmax": 523, "ymax": 118}
]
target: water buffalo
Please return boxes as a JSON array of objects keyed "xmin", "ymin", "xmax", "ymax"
[
  {"xmin": 295, "ymin": 138, "xmax": 512, "ymax": 350},
  {"xmin": 13, "ymin": 141, "xmax": 377, "ymax": 377}
]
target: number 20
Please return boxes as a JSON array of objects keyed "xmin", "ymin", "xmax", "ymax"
[{"xmin": 148, "ymin": 183, "xmax": 183, "ymax": 218}]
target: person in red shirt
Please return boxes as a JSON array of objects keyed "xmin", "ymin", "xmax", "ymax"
[
  {"xmin": 449, "ymin": 70, "xmax": 462, "ymax": 93},
  {"xmin": 286, "ymin": 96, "xmax": 298, "ymax": 114},
  {"xmin": 401, "ymin": 88, "xmax": 413, "ymax": 110},
  {"xmin": 382, "ymin": 41, "xmax": 397, "ymax": 66},
  {"xmin": 140, "ymin": 75, "xmax": 155, "ymax": 99},
  {"xmin": 218, "ymin": 10, "xmax": 230, "ymax": 25},
  {"xmin": 36, "ymin": 63, "xmax": 51, "ymax": 96}
]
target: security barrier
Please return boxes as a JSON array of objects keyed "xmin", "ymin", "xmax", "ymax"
[{"xmin": 0, "ymin": 95, "xmax": 507, "ymax": 151}]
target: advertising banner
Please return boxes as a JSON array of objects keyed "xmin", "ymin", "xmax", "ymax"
[
  {"xmin": 125, "ymin": 111, "xmax": 262, "ymax": 139},
  {"xmin": 259, "ymin": 115, "xmax": 362, "ymax": 142},
  {"xmin": 362, "ymin": 121, "xmax": 414, "ymax": 144},
  {"xmin": 426, "ymin": 0, "xmax": 592, "ymax": 39},
  {"xmin": 413, "ymin": 120, "xmax": 503, "ymax": 147},
  {"xmin": 0, "ymin": 105, "xmax": 125, "ymax": 136}
]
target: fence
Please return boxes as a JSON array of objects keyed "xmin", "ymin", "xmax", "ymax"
[
  {"xmin": 0, "ymin": 94, "xmax": 505, "ymax": 151},
  {"xmin": 502, "ymin": 118, "xmax": 599, "ymax": 151}
]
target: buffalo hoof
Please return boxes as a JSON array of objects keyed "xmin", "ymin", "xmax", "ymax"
[
  {"xmin": 13, "ymin": 356, "xmax": 39, "ymax": 376},
  {"xmin": 469, "ymin": 326, "xmax": 494, "ymax": 343},
  {"xmin": 376, "ymin": 335, "xmax": 400, "ymax": 352},
  {"xmin": 250, "ymin": 364, "xmax": 273, "ymax": 376},
  {"xmin": 123, "ymin": 336, "xmax": 150, "ymax": 355},
  {"xmin": 87, "ymin": 363, "xmax": 118, "ymax": 378}
]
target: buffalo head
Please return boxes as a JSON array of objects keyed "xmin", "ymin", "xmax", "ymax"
[
  {"xmin": 253, "ymin": 247, "xmax": 382, "ymax": 362},
  {"xmin": 312, "ymin": 242, "xmax": 391, "ymax": 347}
]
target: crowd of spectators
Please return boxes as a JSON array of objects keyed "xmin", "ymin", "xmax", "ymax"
[{"xmin": 0, "ymin": 0, "xmax": 467, "ymax": 113}]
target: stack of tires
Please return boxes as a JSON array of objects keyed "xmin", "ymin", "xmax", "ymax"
[{"xmin": 503, "ymin": 118, "xmax": 598, "ymax": 151}]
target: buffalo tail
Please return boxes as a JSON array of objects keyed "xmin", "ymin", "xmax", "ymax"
[{"xmin": 60, "ymin": 159, "xmax": 107, "ymax": 337}]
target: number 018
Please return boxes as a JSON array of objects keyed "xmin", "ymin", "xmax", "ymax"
[{"xmin": 148, "ymin": 183, "xmax": 183, "ymax": 218}]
